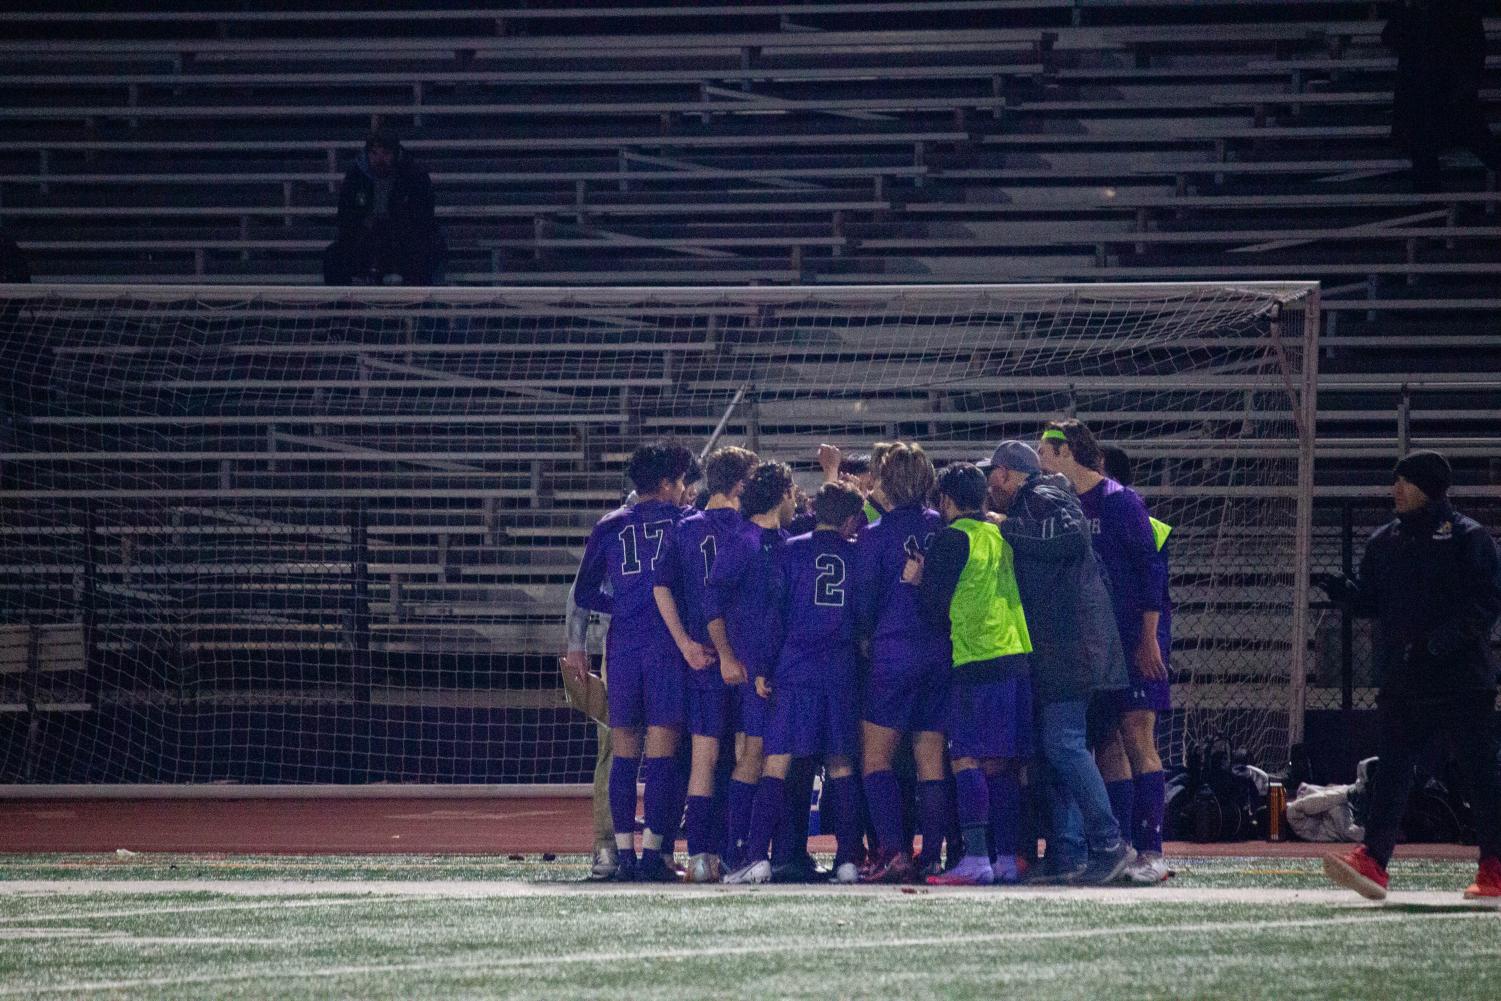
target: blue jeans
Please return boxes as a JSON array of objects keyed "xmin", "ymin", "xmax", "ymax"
[{"xmin": 1038, "ymin": 699, "xmax": 1122, "ymax": 853}]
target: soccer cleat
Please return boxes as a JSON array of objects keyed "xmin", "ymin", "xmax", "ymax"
[
  {"xmin": 686, "ymin": 852, "xmax": 723, "ymax": 884},
  {"xmin": 636, "ymin": 852, "xmax": 680, "ymax": 883},
  {"xmin": 1463, "ymin": 856, "xmax": 1501, "ymax": 900},
  {"xmin": 926, "ymin": 855, "xmax": 995, "ymax": 886},
  {"xmin": 990, "ymin": 854, "xmax": 1020, "ymax": 886},
  {"xmin": 1074, "ymin": 841, "xmax": 1137, "ymax": 886},
  {"xmin": 1126, "ymin": 852, "xmax": 1172, "ymax": 885},
  {"xmin": 588, "ymin": 846, "xmax": 619, "ymax": 881},
  {"xmin": 723, "ymin": 859, "xmax": 772, "ymax": 885},
  {"xmin": 861, "ymin": 851, "xmax": 916, "ymax": 885},
  {"xmin": 772, "ymin": 854, "xmax": 830, "ymax": 884},
  {"xmin": 829, "ymin": 861, "xmax": 859, "ymax": 884},
  {"xmin": 609, "ymin": 854, "xmax": 639, "ymax": 883},
  {"xmin": 1323, "ymin": 845, "xmax": 1389, "ymax": 900}
]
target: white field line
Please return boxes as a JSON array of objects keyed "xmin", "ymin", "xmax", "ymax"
[
  {"xmin": 0, "ymin": 894, "xmax": 454, "ymax": 924},
  {"xmin": 0, "ymin": 909, "xmax": 1494, "ymax": 998},
  {"xmin": 0, "ymin": 927, "xmax": 289, "ymax": 946},
  {"xmin": 0, "ymin": 879, "xmax": 1494, "ymax": 908}
]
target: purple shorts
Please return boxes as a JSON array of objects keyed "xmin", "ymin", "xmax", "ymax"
[
  {"xmin": 764, "ymin": 687, "xmax": 859, "ymax": 759},
  {"xmin": 605, "ymin": 631, "xmax": 685, "ymax": 730},
  {"xmin": 733, "ymin": 682, "xmax": 768, "ymax": 740},
  {"xmin": 863, "ymin": 664, "xmax": 949, "ymax": 735},
  {"xmin": 687, "ymin": 681, "xmax": 734, "ymax": 739},
  {"xmin": 1107, "ymin": 678, "xmax": 1172, "ymax": 715},
  {"xmin": 947, "ymin": 674, "xmax": 1032, "ymax": 761}
]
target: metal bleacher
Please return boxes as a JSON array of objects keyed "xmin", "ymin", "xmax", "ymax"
[{"xmin": 0, "ymin": 1, "xmax": 1498, "ymax": 780}]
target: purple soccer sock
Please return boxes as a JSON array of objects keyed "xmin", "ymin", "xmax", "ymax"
[
  {"xmin": 726, "ymin": 779, "xmax": 757, "ymax": 869},
  {"xmin": 1133, "ymin": 770, "xmax": 1166, "ymax": 854},
  {"xmin": 863, "ymin": 770, "xmax": 905, "ymax": 858},
  {"xmin": 774, "ymin": 759, "xmax": 815, "ymax": 866},
  {"xmin": 684, "ymin": 795, "xmax": 713, "ymax": 858},
  {"xmin": 608, "ymin": 756, "xmax": 639, "ymax": 852},
  {"xmin": 1106, "ymin": 778, "xmax": 1135, "ymax": 845},
  {"xmin": 988, "ymin": 770, "xmax": 1022, "ymax": 859},
  {"xmin": 954, "ymin": 768, "xmax": 990, "ymax": 860},
  {"xmin": 824, "ymin": 774, "xmax": 862, "ymax": 867},
  {"xmin": 916, "ymin": 779, "xmax": 950, "ymax": 865},
  {"xmin": 744, "ymin": 776, "xmax": 786, "ymax": 866},
  {"xmin": 641, "ymin": 755, "xmax": 679, "ymax": 857}
]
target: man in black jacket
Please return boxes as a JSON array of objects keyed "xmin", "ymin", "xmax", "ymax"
[
  {"xmin": 1320, "ymin": 450, "xmax": 1501, "ymax": 900},
  {"xmin": 985, "ymin": 440, "xmax": 1134, "ymax": 885},
  {"xmin": 323, "ymin": 129, "xmax": 445, "ymax": 285}
]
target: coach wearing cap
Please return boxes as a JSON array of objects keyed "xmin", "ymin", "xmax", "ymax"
[
  {"xmin": 982, "ymin": 441, "xmax": 1134, "ymax": 885},
  {"xmin": 1319, "ymin": 449, "xmax": 1501, "ymax": 901}
]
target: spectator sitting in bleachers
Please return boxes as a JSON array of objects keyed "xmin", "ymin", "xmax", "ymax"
[
  {"xmin": 1384, "ymin": 0, "xmax": 1501, "ymax": 193},
  {"xmin": 323, "ymin": 128, "xmax": 446, "ymax": 286}
]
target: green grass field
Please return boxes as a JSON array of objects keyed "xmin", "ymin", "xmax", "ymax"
[{"xmin": 3, "ymin": 854, "xmax": 1498, "ymax": 1000}]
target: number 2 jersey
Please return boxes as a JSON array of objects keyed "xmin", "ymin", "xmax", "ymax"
[{"xmin": 767, "ymin": 528, "xmax": 860, "ymax": 694}]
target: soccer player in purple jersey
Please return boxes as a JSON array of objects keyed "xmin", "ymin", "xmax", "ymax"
[
  {"xmin": 723, "ymin": 481, "xmax": 869, "ymax": 885},
  {"xmin": 572, "ymin": 441, "xmax": 700, "ymax": 882},
  {"xmin": 851, "ymin": 443, "xmax": 950, "ymax": 884},
  {"xmin": 1039, "ymin": 422, "xmax": 1171, "ymax": 884},
  {"xmin": 705, "ymin": 460, "xmax": 797, "ymax": 869},
  {"xmin": 652, "ymin": 446, "xmax": 759, "ymax": 883},
  {"xmin": 902, "ymin": 463, "xmax": 1034, "ymax": 886}
]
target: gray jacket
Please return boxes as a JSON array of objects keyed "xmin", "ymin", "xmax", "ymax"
[{"xmin": 1000, "ymin": 473, "xmax": 1129, "ymax": 704}]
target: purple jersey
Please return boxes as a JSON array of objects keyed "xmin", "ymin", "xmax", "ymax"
[
  {"xmin": 573, "ymin": 498, "xmax": 687, "ymax": 643},
  {"xmin": 656, "ymin": 506, "xmax": 744, "ymax": 687},
  {"xmin": 768, "ymin": 529, "xmax": 860, "ymax": 694},
  {"xmin": 855, "ymin": 504, "xmax": 951, "ymax": 672},
  {"xmin": 705, "ymin": 519, "xmax": 787, "ymax": 678},
  {"xmin": 1078, "ymin": 478, "xmax": 1170, "ymax": 656}
]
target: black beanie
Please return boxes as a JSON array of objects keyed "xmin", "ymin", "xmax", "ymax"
[{"xmin": 1394, "ymin": 449, "xmax": 1451, "ymax": 499}]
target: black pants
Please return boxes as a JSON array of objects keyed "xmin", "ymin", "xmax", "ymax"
[
  {"xmin": 1363, "ymin": 691, "xmax": 1501, "ymax": 867},
  {"xmin": 323, "ymin": 228, "xmax": 443, "ymax": 286}
]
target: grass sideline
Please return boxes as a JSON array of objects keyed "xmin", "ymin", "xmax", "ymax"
[{"xmin": 2, "ymin": 854, "xmax": 1498, "ymax": 1000}]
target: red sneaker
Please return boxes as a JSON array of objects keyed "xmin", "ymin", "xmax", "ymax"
[
  {"xmin": 860, "ymin": 851, "xmax": 916, "ymax": 885},
  {"xmin": 1463, "ymin": 856, "xmax": 1501, "ymax": 901},
  {"xmin": 1323, "ymin": 845, "xmax": 1389, "ymax": 900}
]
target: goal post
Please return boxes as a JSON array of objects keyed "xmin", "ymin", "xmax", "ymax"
[{"xmin": 0, "ymin": 281, "xmax": 1319, "ymax": 795}]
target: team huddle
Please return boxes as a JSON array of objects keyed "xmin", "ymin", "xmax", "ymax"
[{"xmin": 569, "ymin": 421, "xmax": 1173, "ymax": 886}]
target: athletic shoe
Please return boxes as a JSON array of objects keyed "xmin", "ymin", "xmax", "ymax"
[
  {"xmin": 636, "ymin": 852, "xmax": 680, "ymax": 883},
  {"xmin": 1126, "ymin": 852, "xmax": 1171, "ymax": 885},
  {"xmin": 1323, "ymin": 845, "xmax": 1389, "ymax": 901},
  {"xmin": 861, "ymin": 851, "xmax": 916, "ymax": 885},
  {"xmin": 926, "ymin": 855, "xmax": 995, "ymax": 886},
  {"xmin": 723, "ymin": 859, "xmax": 772, "ymax": 885},
  {"xmin": 772, "ymin": 854, "xmax": 830, "ymax": 884},
  {"xmin": 1463, "ymin": 856, "xmax": 1501, "ymax": 900},
  {"xmin": 686, "ymin": 853, "xmax": 723, "ymax": 884},
  {"xmin": 915, "ymin": 858, "xmax": 946, "ymax": 882},
  {"xmin": 1074, "ymin": 841, "xmax": 1137, "ymax": 885},
  {"xmin": 1024, "ymin": 857, "xmax": 1086, "ymax": 886},
  {"xmin": 588, "ymin": 846, "xmax": 619, "ymax": 881},
  {"xmin": 609, "ymin": 854, "xmax": 639, "ymax": 883},
  {"xmin": 991, "ymin": 854, "xmax": 1020, "ymax": 885}
]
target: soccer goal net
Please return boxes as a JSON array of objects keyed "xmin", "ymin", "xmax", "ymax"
[{"xmin": 0, "ymin": 282, "xmax": 1317, "ymax": 791}]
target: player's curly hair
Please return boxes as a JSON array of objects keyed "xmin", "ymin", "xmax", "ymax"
[
  {"xmin": 812, "ymin": 480, "xmax": 865, "ymax": 528},
  {"xmin": 935, "ymin": 462, "xmax": 988, "ymax": 513},
  {"xmin": 704, "ymin": 446, "xmax": 759, "ymax": 497},
  {"xmin": 628, "ymin": 439, "xmax": 699, "ymax": 494},
  {"xmin": 875, "ymin": 442, "xmax": 936, "ymax": 509},
  {"xmin": 740, "ymin": 461, "xmax": 794, "ymax": 517},
  {"xmin": 1042, "ymin": 418, "xmax": 1103, "ymax": 473}
]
